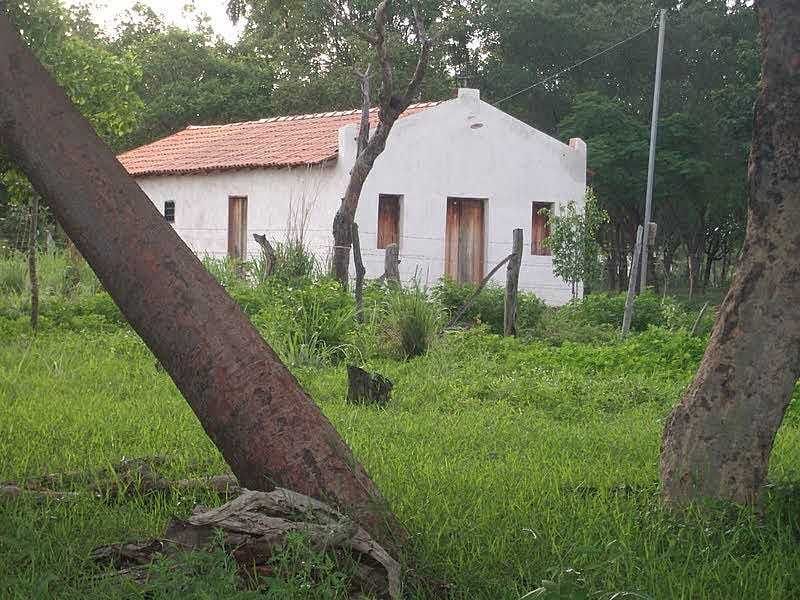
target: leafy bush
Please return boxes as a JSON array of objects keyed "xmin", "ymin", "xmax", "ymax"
[
  {"xmin": 560, "ymin": 291, "xmax": 687, "ymax": 332},
  {"xmin": 380, "ymin": 285, "xmax": 443, "ymax": 359},
  {"xmin": 534, "ymin": 307, "xmax": 619, "ymax": 346},
  {"xmin": 432, "ymin": 278, "xmax": 546, "ymax": 334}
]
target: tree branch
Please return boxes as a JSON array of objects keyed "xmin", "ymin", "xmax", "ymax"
[
  {"xmin": 354, "ymin": 64, "xmax": 372, "ymax": 158},
  {"xmin": 321, "ymin": 0, "xmax": 379, "ymax": 45}
]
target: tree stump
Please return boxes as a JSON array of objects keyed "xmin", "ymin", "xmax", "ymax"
[{"xmin": 347, "ymin": 366, "xmax": 393, "ymax": 407}]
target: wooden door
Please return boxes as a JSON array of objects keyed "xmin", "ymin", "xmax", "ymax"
[
  {"xmin": 445, "ymin": 198, "xmax": 485, "ymax": 284},
  {"xmin": 228, "ymin": 196, "xmax": 248, "ymax": 261}
]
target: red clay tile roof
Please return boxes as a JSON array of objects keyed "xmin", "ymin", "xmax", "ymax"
[{"xmin": 118, "ymin": 102, "xmax": 442, "ymax": 177}]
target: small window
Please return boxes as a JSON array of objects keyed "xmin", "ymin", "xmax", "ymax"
[
  {"xmin": 532, "ymin": 202, "xmax": 553, "ymax": 255},
  {"xmin": 164, "ymin": 201, "xmax": 175, "ymax": 223},
  {"xmin": 377, "ymin": 194, "xmax": 401, "ymax": 249}
]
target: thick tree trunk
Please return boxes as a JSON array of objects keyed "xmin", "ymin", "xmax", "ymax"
[
  {"xmin": 660, "ymin": 0, "xmax": 800, "ymax": 508},
  {"xmin": 0, "ymin": 15, "xmax": 401, "ymax": 546}
]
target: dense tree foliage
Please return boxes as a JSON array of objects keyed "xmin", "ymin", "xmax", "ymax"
[{"xmin": 1, "ymin": 0, "xmax": 760, "ymax": 293}]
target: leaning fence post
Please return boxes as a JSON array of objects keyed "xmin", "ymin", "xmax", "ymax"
[
  {"xmin": 622, "ymin": 225, "xmax": 644, "ymax": 337},
  {"xmin": 504, "ymin": 228, "xmax": 523, "ymax": 336},
  {"xmin": 352, "ymin": 222, "xmax": 366, "ymax": 322},
  {"xmin": 384, "ymin": 243, "xmax": 400, "ymax": 285}
]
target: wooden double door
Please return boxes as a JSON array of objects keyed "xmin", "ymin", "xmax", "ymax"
[{"xmin": 445, "ymin": 197, "xmax": 485, "ymax": 284}]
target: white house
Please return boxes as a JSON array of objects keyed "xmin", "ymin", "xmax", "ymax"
[{"xmin": 118, "ymin": 88, "xmax": 587, "ymax": 305}]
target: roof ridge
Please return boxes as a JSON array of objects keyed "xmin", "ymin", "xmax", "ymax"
[{"xmin": 184, "ymin": 100, "xmax": 445, "ymax": 130}]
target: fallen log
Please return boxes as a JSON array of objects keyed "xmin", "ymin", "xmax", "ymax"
[{"xmin": 92, "ymin": 488, "xmax": 402, "ymax": 599}]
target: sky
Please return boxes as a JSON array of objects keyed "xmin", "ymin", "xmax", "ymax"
[{"xmin": 64, "ymin": 0, "xmax": 246, "ymax": 43}]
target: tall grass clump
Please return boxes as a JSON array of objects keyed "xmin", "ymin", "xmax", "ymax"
[
  {"xmin": 0, "ymin": 252, "xmax": 27, "ymax": 294},
  {"xmin": 381, "ymin": 285, "xmax": 442, "ymax": 359},
  {"xmin": 249, "ymin": 277, "xmax": 359, "ymax": 367},
  {"xmin": 271, "ymin": 239, "xmax": 318, "ymax": 281}
]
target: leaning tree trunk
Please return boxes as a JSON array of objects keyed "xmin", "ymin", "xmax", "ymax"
[
  {"xmin": 332, "ymin": 117, "xmax": 398, "ymax": 289},
  {"xmin": 0, "ymin": 14, "xmax": 402, "ymax": 547},
  {"xmin": 660, "ymin": 0, "xmax": 800, "ymax": 508}
]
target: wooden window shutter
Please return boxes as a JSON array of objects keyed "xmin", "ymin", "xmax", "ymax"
[{"xmin": 377, "ymin": 194, "xmax": 401, "ymax": 249}]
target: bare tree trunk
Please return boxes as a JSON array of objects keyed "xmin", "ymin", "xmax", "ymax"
[
  {"xmin": 28, "ymin": 194, "xmax": 38, "ymax": 330},
  {"xmin": 702, "ymin": 253, "xmax": 715, "ymax": 290},
  {"xmin": 0, "ymin": 14, "xmax": 402, "ymax": 547},
  {"xmin": 330, "ymin": 2, "xmax": 433, "ymax": 289},
  {"xmin": 660, "ymin": 0, "xmax": 800, "ymax": 508}
]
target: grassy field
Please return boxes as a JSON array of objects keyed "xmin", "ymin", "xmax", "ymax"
[
  {"xmin": 2, "ymin": 254, "xmax": 800, "ymax": 598},
  {"xmin": 3, "ymin": 325, "xmax": 800, "ymax": 598}
]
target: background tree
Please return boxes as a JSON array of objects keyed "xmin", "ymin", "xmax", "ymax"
[
  {"xmin": 660, "ymin": 0, "xmax": 800, "ymax": 508},
  {"xmin": 111, "ymin": 3, "xmax": 276, "ymax": 149}
]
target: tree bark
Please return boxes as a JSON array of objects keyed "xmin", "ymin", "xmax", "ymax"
[
  {"xmin": 660, "ymin": 0, "xmax": 800, "ymax": 508},
  {"xmin": 0, "ymin": 14, "xmax": 402, "ymax": 547}
]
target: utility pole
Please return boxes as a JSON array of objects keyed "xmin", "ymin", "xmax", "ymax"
[{"xmin": 640, "ymin": 8, "xmax": 666, "ymax": 292}]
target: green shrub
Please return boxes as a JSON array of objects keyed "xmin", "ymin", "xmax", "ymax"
[
  {"xmin": 534, "ymin": 307, "xmax": 619, "ymax": 346},
  {"xmin": 562, "ymin": 291, "xmax": 685, "ymax": 332},
  {"xmin": 432, "ymin": 278, "xmax": 546, "ymax": 334},
  {"xmin": 381, "ymin": 286, "xmax": 443, "ymax": 359}
]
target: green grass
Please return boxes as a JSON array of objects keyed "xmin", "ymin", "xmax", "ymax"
[{"xmin": 2, "ymin": 326, "xmax": 800, "ymax": 598}]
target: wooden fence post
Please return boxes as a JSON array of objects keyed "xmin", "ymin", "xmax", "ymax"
[
  {"xmin": 504, "ymin": 228, "xmax": 523, "ymax": 336},
  {"xmin": 622, "ymin": 225, "xmax": 644, "ymax": 337},
  {"xmin": 352, "ymin": 222, "xmax": 366, "ymax": 322},
  {"xmin": 384, "ymin": 243, "xmax": 400, "ymax": 285}
]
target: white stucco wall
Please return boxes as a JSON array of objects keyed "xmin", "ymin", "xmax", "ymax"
[{"xmin": 135, "ymin": 89, "xmax": 587, "ymax": 305}]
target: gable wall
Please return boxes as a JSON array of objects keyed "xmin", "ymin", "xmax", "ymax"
[
  {"xmin": 349, "ymin": 90, "xmax": 587, "ymax": 304},
  {"xmin": 135, "ymin": 90, "xmax": 586, "ymax": 305}
]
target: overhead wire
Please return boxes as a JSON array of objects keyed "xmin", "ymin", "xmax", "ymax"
[{"xmin": 492, "ymin": 12, "xmax": 660, "ymax": 107}]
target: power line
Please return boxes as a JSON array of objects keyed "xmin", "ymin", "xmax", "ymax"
[{"xmin": 492, "ymin": 13, "xmax": 660, "ymax": 107}]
